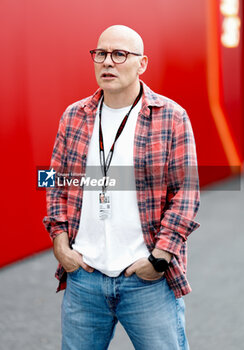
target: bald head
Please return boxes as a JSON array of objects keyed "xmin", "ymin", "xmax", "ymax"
[{"xmin": 97, "ymin": 25, "xmax": 144, "ymax": 55}]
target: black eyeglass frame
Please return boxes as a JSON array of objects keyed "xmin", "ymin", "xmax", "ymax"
[{"xmin": 90, "ymin": 49, "xmax": 142, "ymax": 64}]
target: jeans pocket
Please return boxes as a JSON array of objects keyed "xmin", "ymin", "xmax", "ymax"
[
  {"xmin": 134, "ymin": 272, "xmax": 165, "ymax": 284},
  {"xmin": 67, "ymin": 266, "xmax": 82, "ymax": 276}
]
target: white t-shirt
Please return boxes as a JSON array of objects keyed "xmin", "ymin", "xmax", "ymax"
[{"xmin": 72, "ymin": 98, "xmax": 150, "ymax": 276}]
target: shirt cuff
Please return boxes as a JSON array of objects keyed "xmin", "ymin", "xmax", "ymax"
[
  {"xmin": 43, "ymin": 216, "xmax": 68, "ymax": 241},
  {"xmin": 156, "ymin": 210, "xmax": 200, "ymax": 256}
]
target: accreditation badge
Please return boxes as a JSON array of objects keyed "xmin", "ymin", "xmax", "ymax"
[{"xmin": 99, "ymin": 192, "xmax": 111, "ymax": 220}]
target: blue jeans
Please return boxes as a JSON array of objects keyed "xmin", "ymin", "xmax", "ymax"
[{"xmin": 61, "ymin": 267, "xmax": 189, "ymax": 350}]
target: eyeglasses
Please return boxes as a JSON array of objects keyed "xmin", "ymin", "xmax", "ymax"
[{"xmin": 90, "ymin": 49, "xmax": 142, "ymax": 64}]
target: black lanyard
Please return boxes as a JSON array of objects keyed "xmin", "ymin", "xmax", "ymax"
[{"xmin": 99, "ymin": 85, "xmax": 142, "ymax": 192}]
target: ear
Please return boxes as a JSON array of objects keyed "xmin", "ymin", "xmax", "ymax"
[{"xmin": 138, "ymin": 55, "xmax": 148, "ymax": 76}]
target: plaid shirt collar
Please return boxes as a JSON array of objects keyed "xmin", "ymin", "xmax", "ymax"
[{"xmin": 79, "ymin": 80, "xmax": 166, "ymax": 117}]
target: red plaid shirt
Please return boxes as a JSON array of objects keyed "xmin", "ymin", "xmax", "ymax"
[{"xmin": 43, "ymin": 81, "xmax": 200, "ymax": 298}]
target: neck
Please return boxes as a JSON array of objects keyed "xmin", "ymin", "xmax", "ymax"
[{"xmin": 103, "ymin": 81, "xmax": 141, "ymax": 109}]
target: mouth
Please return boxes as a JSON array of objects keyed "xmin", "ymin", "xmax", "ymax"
[{"xmin": 101, "ymin": 73, "xmax": 117, "ymax": 79}]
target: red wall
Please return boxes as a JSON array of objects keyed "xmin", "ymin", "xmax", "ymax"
[{"xmin": 0, "ymin": 0, "xmax": 243, "ymax": 267}]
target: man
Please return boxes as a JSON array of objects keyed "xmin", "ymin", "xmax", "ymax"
[{"xmin": 43, "ymin": 25, "xmax": 200, "ymax": 350}]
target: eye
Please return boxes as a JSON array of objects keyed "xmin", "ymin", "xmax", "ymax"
[
  {"xmin": 113, "ymin": 50, "xmax": 126, "ymax": 58},
  {"xmin": 96, "ymin": 50, "xmax": 106, "ymax": 57}
]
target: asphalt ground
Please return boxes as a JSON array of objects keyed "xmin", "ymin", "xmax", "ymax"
[{"xmin": 0, "ymin": 175, "xmax": 243, "ymax": 350}]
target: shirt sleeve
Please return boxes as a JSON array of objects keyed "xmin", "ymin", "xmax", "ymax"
[
  {"xmin": 43, "ymin": 112, "xmax": 69, "ymax": 241},
  {"xmin": 155, "ymin": 110, "xmax": 200, "ymax": 256}
]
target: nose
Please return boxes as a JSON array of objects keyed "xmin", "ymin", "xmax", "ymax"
[{"xmin": 103, "ymin": 52, "xmax": 114, "ymax": 66}]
